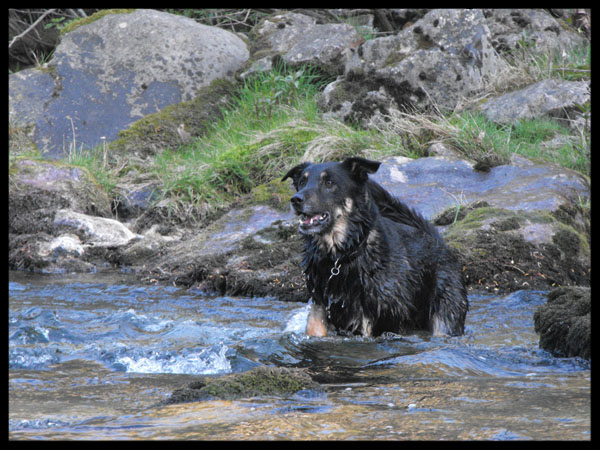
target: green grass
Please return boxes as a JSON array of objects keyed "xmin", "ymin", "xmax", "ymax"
[
  {"xmin": 148, "ymin": 62, "xmax": 406, "ymax": 211},
  {"xmin": 448, "ymin": 112, "xmax": 589, "ymax": 173},
  {"xmin": 48, "ymin": 42, "xmax": 588, "ymax": 221}
]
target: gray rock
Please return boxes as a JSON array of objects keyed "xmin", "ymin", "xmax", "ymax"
[
  {"xmin": 484, "ymin": 9, "xmax": 588, "ymax": 55},
  {"xmin": 54, "ymin": 209, "xmax": 141, "ymax": 248},
  {"xmin": 322, "ymin": 9, "xmax": 506, "ymax": 125},
  {"xmin": 9, "ymin": 158, "xmax": 112, "ymax": 227},
  {"xmin": 371, "ymin": 155, "xmax": 589, "ymax": 221},
  {"xmin": 9, "ymin": 158, "xmax": 113, "ymax": 272},
  {"xmin": 38, "ymin": 234, "xmax": 84, "ymax": 258},
  {"xmin": 244, "ymin": 11, "xmax": 361, "ymax": 77},
  {"xmin": 9, "ymin": 9, "xmax": 249, "ymax": 158},
  {"xmin": 480, "ymin": 78, "xmax": 590, "ymax": 124}
]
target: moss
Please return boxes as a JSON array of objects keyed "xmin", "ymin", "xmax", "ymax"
[
  {"xmin": 383, "ymin": 50, "xmax": 407, "ymax": 68},
  {"xmin": 552, "ymin": 224, "xmax": 587, "ymax": 258},
  {"xmin": 534, "ymin": 286, "xmax": 590, "ymax": 360},
  {"xmin": 166, "ymin": 366, "xmax": 321, "ymax": 404},
  {"xmin": 248, "ymin": 179, "xmax": 294, "ymax": 211},
  {"xmin": 60, "ymin": 9, "xmax": 136, "ymax": 35},
  {"xmin": 9, "ymin": 124, "xmax": 39, "ymax": 158},
  {"xmin": 491, "ymin": 216, "xmax": 521, "ymax": 231}
]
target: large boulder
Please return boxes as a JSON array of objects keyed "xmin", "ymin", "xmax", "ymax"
[
  {"xmin": 320, "ymin": 9, "xmax": 506, "ymax": 125},
  {"xmin": 371, "ymin": 155, "xmax": 589, "ymax": 222},
  {"xmin": 372, "ymin": 155, "xmax": 590, "ymax": 291},
  {"xmin": 9, "ymin": 9, "xmax": 249, "ymax": 158}
]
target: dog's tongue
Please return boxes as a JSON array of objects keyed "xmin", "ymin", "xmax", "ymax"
[{"xmin": 302, "ymin": 214, "xmax": 321, "ymax": 225}]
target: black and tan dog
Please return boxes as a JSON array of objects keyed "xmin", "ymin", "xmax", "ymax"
[{"xmin": 282, "ymin": 157, "xmax": 468, "ymax": 337}]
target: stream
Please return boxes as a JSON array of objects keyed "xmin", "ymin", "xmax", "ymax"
[{"xmin": 9, "ymin": 270, "xmax": 590, "ymax": 440}]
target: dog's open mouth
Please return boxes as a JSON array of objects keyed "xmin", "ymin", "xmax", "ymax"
[{"xmin": 298, "ymin": 212, "xmax": 330, "ymax": 234}]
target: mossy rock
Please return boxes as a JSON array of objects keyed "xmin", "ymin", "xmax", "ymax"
[
  {"xmin": 534, "ymin": 286, "xmax": 590, "ymax": 360},
  {"xmin": 59, "ymin": 9, "xmax": 136, "ymax": 35},
  {"xmin": 109, "ymin": 78, "xmax": 237, "ymax": 157},
  {"xmin": 248, "ymin": 178, "xmax": 295, "ymax": 211},
  {"xmin": 443, "ymin": 206, "xmax": 590, "ymax": 291},
  {"xmin": 166, "ymin": 366, "xmax": 321, "ymax": 404}
]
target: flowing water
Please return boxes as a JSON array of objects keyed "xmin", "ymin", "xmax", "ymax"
[{"xmin": 9, "ymin": 270, "xmax": 590, "ymax": 440}]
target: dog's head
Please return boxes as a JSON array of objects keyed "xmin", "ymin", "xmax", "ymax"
[{"xmin": 282, "ymin": 157, "xmax": 381, "ymax": 244}]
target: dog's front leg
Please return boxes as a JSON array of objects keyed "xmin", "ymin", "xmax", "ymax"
[{"xmin": 306, "ymin": 302, "xmax": 328, "ymax": 337}]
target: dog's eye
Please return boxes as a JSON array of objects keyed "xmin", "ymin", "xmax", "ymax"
[{"xmin": 325, "ymin": 179, "xmax": 334, "ymax": 188}]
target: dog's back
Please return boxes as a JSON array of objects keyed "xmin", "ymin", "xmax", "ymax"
[{"xmin": 367, "ymin": 179, "xmax": 443, "ymax": 243}]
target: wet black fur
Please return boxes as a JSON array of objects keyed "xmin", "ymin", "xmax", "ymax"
[{"xmin": 282, "ymin": 157, "xmax": 468, "ymax": 336}]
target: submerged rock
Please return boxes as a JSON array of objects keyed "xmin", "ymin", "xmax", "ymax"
[
  {"xmin": 166, "ymin": 366, "xmax": 321, "ymax": 404},
  {"xmin": 534, "ymin": 287, "xmax": 590, "ymax": 360}
]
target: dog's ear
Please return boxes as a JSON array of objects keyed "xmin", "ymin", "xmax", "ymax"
[
  {"xmin": 282, "ymin": 162, "xmax": 311, "ymax": 189},
  {"xmin": 341, "ymin": 157, "xmax": 381, "ymax": 182}
]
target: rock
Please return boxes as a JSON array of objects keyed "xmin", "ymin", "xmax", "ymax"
[
  {"xmin": 480, "ymin": 79, "xmax": 590, "ymax": 124},
  {"xmin": 371, "ymin": 155, "xmax": 589, "ymax": 222},
  {"xmin": 483, "ymin": 9, "xmax": 588, "ymax": 55},
  {"xmin": 443, "ymin": 206, "xmax": 589, "ymax": 292},
  {"xmin": 145, "ymin": 204, "xmax": 305, "ymax": 301},
  {"xmin": 9, "ymin": 9, "xmax": 249, "ymax": 158},
  {"xmin": 54, "ymin": 209, "xmax": 140, "ymax": 248},
  {"xmin": 371, "ymin": 155, "xmax": 590, "ymax": 292},
  {"xmin": 534, "ymin": 287, "xmax": 590, "ymax": 360},
  {"xmin": 108, "ymin": 78, "xmax": 237, "ymax": 158},
  {"xmin": 321, "ymin": 9, "xmax": 506, "ymax": 125},
  {"xmin": 8, "ymin": 157, "xmax": 140, "ymax": 272},
  {"xmin": 9, "ymin": 158, "xmax": 112, "ymax": 234},
  {"xmin": 112, "ymin": 180, "xmax": 161, "ymax": 220},
  {"xmin": 166, "ymin": 366, "xmax": 321, "ymax": 404},
  {"xmin": 243, "ymin": 11, "xmax": 362, "ymax": 77}
]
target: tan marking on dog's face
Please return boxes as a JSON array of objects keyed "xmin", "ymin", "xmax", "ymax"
[{"xmin": 317, "ymin": 198, "xmax": 354, "ymax": 254}]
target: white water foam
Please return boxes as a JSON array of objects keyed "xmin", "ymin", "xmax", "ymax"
[
  {"xmin": 117, "ymin": 344, "xmax": 231, "ymax": 375},
  {"xmin": 283, "ymin": 305, "xmax": 310, "ymax": 334}
]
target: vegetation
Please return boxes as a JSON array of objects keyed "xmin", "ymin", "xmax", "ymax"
[{"xmin": 9, "ymin": 9, "xmax": 590, "ymax": 225}]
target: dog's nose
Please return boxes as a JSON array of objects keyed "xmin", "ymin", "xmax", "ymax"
[{"xmin": 291, "ymin": 193, "xmax": 303, "ymax": 206}]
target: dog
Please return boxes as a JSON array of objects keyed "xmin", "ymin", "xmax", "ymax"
[{"xmin": 282, "ymin": 157, "xmax": 468, "ymax": 337}]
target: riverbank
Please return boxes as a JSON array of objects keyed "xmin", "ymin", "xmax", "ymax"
[{"xmin": 9, "ymin": 9, "xmax": 591, "ymax": 359}]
